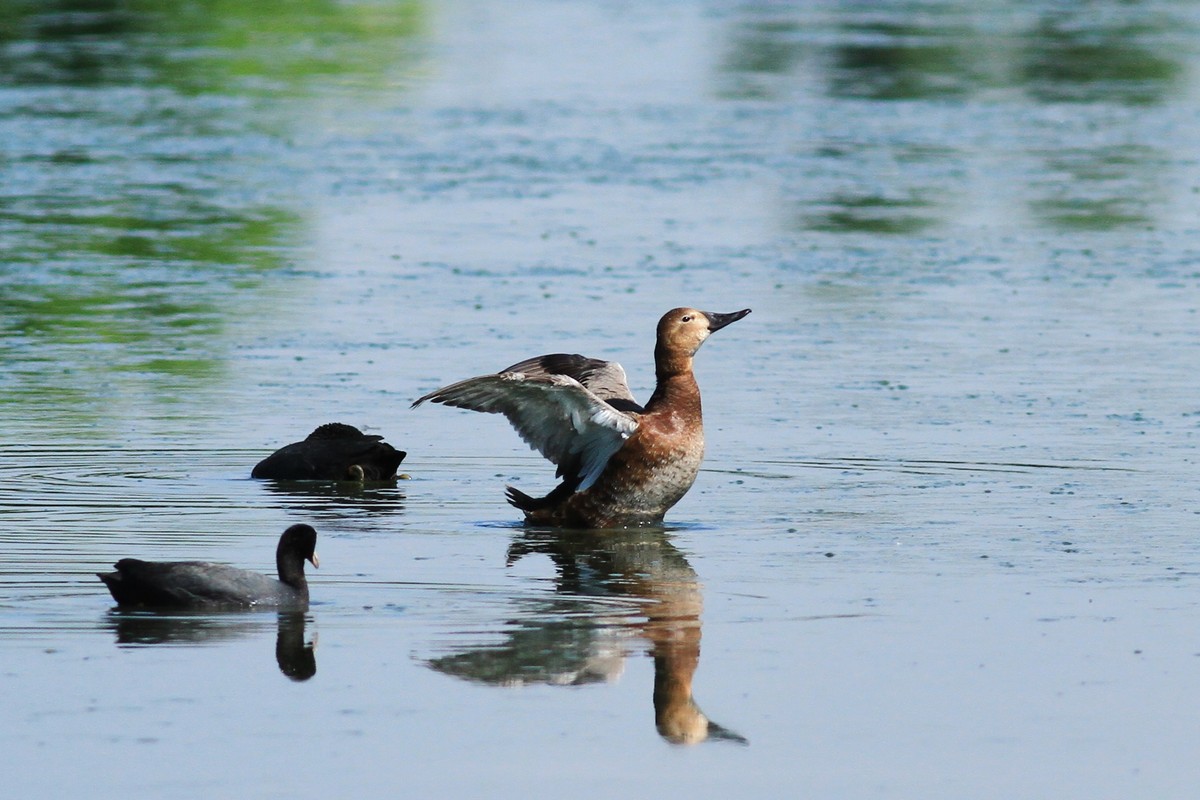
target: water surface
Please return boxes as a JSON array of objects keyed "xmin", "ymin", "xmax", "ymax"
[{"xmin": 3, "ymin": 1, "xmax": 1200, "ymax": 797}]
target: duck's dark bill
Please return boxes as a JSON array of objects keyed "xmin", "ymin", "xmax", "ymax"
[{"xmin": 703, "ymin": 309, "xmax": 751, "ymax": 332}]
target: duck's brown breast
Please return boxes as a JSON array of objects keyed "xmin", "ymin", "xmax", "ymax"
[
  {"xmin": 625, "ymin": 411, "xmax": 706, "ymax": 503},
  {"xmin": 538, "ymin": 406, "xmax": 703, "ymax": 527}
]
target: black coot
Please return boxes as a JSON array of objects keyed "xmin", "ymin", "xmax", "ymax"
[
  {"xmin": 251, "ymin": 423, "xmax": 406, "ymax": 480},
  {"xmin": 97, "ymin": 524, "xmax": 319, "ymax": 609}
]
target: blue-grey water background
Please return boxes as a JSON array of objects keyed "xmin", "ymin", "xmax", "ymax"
[{"xmin": 3, "ymin": 1, "xmax": 1200, "ymax": 797}]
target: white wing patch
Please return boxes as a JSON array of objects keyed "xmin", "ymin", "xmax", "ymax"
[{"xmin": 413, "ymin": 371, "xmax": 639, "ymax": 492}]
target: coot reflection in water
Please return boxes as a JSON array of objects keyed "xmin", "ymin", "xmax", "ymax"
[
  {"xmin": 104, "ymin": 611, "xmax": 318, "ymax": 682},
  {"xmin": 255, "ymin": 478, "xmax": 407, "ymax": 517},
  {"xmin": 428, "ymin": 528, "xmax": 746, "ymax": 746}
]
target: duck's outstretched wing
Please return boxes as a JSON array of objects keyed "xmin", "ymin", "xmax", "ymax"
[
  {"xmin": 501, "ymin": 354, "xmax": 644, "ymax": 413},
  {"xmin": 413, "ymin": 372, "xmax": 639, "ymax": 491}
]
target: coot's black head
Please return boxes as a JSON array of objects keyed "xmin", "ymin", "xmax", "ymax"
[{"xmin": 278, "ymin": 524, "xmax": 320, "ymax": 569}]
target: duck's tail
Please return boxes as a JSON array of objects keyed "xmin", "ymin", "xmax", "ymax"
[
  {"xmin": 505, "ymin": 480, "xmax": 578, "ymax": 512},
  {"xmin": 505, "ymin": 485, "xmax": 543, "ymax": 511}
]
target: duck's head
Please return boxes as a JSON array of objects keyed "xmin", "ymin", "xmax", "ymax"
[{"xmin": 657, "ymin": 307, "xmax": 751, "ymax": 358}]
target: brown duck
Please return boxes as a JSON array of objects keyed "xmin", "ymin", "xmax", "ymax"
[{"xmin": 413, "ymin": 307, "xmax": 750, "ymax": 528}]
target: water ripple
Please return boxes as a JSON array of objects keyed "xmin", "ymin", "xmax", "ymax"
[{"xmin": 0, "ymin": 444, "xmax": 408, "ymax": 594}]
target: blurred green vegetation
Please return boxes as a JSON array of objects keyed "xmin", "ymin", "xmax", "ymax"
[
  {"xmin": 716, "ymin": 2, "xmax": 1186, "ymax": 234},
  {"xmin": 1020, "ymin": 15, "xmax": 1183, "ymax": 106},
  {"xmin": 0, "ymin": 0, "xmax": 424, "ymax": 430},
  {"xmin": 0, "ymin": 0, "xmax": 423, "ymax": 91},
  {"xmin": 1028, "ymin": 145, "xmax": 1162, "ymax": 231},
  {"xmin": 802, "ymin": 195, "xmax": 939, "ymax": 236}
]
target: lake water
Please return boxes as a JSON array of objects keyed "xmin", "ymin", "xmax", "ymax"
[{"xmin": 4, "ymin": 1, "xmax": 1200, "ymax": 797}]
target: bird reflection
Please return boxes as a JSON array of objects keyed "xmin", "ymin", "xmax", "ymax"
[
  {"xmin": 274, "ymin": 612, "xmax": 318, "ymax": 681},
  {"xmin": 427, "ymin": 528, "xmax": 746, "ymax": 745},
  {"xmin": 256, "ymin": 477, "xmax": 406, "ymax": 517},
  {"xmin": 103, "ymin": 610, "xmax": 317, "ymax": 682}
]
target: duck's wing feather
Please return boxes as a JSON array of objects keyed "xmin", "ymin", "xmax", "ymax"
[
  {"xmin": 413, "ymin": 372, "xmax": 639, "ymax": 491},
  {"xmin": 501, "ymin": 354, "xmax": 644, "ymax": 413}
]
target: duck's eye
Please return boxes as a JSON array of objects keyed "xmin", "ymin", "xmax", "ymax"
[{"xmin": 681, "ymin": 314, "xmax": 693, "ymax": 322}]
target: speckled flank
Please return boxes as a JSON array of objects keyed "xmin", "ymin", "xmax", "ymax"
[{"xmin": 526, "ymin": 371, "xmax": 708, "ymax": 527}]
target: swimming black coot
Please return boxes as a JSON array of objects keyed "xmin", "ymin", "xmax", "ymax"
[
  {"xmin": 97, "ymin": 524, "xmax": 319, "ymax": 609},
  {"xmin": 251, "ymin": 423, "xmax": 405, "ymax": 480}
]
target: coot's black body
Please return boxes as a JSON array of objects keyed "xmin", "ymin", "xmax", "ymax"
[
  {"xmin": 251, "ymin": 423, "xmax": 405, "ymax": 481},
  {"xmin": 97, "ymin": 524, "xmax": 319, "ymax": 609}
]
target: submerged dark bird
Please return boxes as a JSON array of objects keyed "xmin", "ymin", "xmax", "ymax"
[
  {"xmin": 97, "ymin": 524, "xmax": 319, "ymax": 609},
  {"xmin": 251, "ymin": 423, "xmax": 405, "ymax": 480},
  {"xmin": 413, "ymin": 306, "xmax": 750, "ymax": 528}
]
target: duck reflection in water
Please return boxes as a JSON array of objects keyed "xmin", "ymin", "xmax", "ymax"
[
  {"xmin": 427, "ymin": 528, "xmax": 746, "ymax": 745},
  {"xmin": 104, "ymin": 611, "xmax": 317, "ymax": 682}
]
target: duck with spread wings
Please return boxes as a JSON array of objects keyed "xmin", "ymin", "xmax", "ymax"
[{"xmin": 413, "ymin": 307, "xmax": 750, "ymax": 528}]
